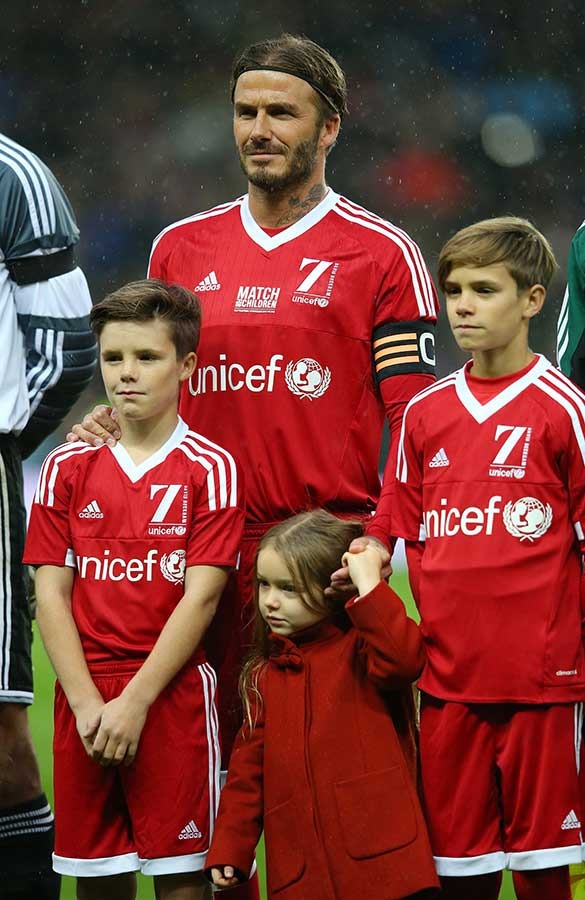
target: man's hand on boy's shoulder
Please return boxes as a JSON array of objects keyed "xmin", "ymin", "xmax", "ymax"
[
  {"xmin": 66, "ymin": 404, "xmax": 121, "ymax": 448},
  {"xmin": 89, "ymin": 691, "xmax": 149, "ymax": 767}
]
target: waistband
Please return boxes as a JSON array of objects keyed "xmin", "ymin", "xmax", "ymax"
[
  {"xmin": 86, "ymin": 651, "xmax": 207, "ymax": 677},
  {"xmin": 243, "ymin": 511, "xmax": 372, "ymax": 540}
]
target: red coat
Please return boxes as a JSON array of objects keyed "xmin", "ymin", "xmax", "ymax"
[{"xmin": 206, "ymin": 582, "xmax": 439, "ymax": 899}]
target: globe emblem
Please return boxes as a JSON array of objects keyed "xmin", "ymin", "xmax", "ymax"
[
  {"xmin": 160, "ymin": 549, "xmax": 186, "ymax": 584},
  {"xmin": 503, "ymin": 496, "xmax": 552, "ymax": 541},
  {"xmin": 292, "ymin": 358, "xmax": 324, "ymax": 392},
  {"xmin": 285, "ymin": 357, "xmax": 331, "ymax": 399}
]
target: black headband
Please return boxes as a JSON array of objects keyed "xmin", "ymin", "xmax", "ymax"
[{"xmin": 232, "ymin": 65, "xmax": 343, "ymax": 118}]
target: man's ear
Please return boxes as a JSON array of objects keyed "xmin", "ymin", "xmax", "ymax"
[{"xmin": 320, "ymin": 114, "xmax": 341, "ymax": 153}]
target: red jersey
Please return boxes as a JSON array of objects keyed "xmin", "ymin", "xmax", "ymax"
[
  {"xmin": 23, "ymin": 418, "xmax": 245, "ymax": 664},
  {"xmin": 148, "ymin": 191, "xmax": 438, "ymax": 529},
  {"xmin": 392, "ymin": 355, "xmax": 585, "ymax": 703}
]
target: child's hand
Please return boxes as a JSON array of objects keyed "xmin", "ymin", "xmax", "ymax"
[
  {"xmin": 342, "ymin": 543, "xmax": 385, "ymax": 597},
  {"xmin": 75, "ymin": 697, "xmax": 104, "ymax": 756},
  {"xmin": 89, "ymin": 692, "xmax": 149, "ymax": 767},
  {"xmin": 327, "ymin": 536, "xmax": 391, "ymax": 599},
  {"xmin": 210, "ymin": 865, "xmax": 243, "ymax": 888}
]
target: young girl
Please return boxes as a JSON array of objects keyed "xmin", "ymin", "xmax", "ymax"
[{"xmin": 205, "ymin": 510, "xmax": 439, "ymax": 899}]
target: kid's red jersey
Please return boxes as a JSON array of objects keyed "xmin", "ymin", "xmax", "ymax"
[
  {"xmin": 23, "ymin": 418, "xmax": 245, "ymax": 664},
  {"xmin": 148, "ymin": 191, "xmax": 438, "ymax": 528},
  {"xmin": 392, "ymin": 356, "xmax": 585, "ymax": 703}
]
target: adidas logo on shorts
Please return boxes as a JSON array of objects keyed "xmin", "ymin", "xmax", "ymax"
[
  {"xmin": 561, "ymin": 809, "xmax": 581, "ymax": 830},
  {"xmin": 429, "ymin": 448, "xmax": 450, "ymax": 468},
  {"xmin": 78, "ymin": 500, "xmax": 104, "ymax": 519},
  {"xmin": 195, "ymin": 271, "xmax": 221, "ymax": 292},
  {"xmin": 178, "ymin": 819, "xmax": 202, "ymax": 840}
]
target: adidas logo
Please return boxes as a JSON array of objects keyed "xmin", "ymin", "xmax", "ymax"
[
  {"xmin": 195, "ymin": 271, "xmax": 221, "ymax": 292},
  {"xmin": 178, "ymin": 819, "xmax": 202, "ymax": 840},
  {"xmin": 429, "ymin": 448, "xmax": 450, "ymax": 468},
  {"xmin": 561, "ymin": 809, "xmax": 581, "ymax": 830},
  {"xmin": 78, "ymin": 500, "xmax": 104, "ymax": 519}
]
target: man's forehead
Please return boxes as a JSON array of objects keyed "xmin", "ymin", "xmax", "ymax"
[{"xmin": 233, "ymin": 69, "xmax": 316, "ymax": 105}]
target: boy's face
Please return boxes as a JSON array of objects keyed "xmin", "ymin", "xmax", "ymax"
[
  {"xmin": 99, "ymin": 318, "xmax": 196, "ymax": 423},
  {"xmin": 444, "ymin": 263, "xmax": 544, "ymax": 358}
]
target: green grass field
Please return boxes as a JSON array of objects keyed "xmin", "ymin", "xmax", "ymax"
[{"xmin": 28, "ymin": 570, "xmax": 522, "ymax": 899}]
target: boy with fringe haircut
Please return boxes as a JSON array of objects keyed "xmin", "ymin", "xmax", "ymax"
[{"xmin": 393, "ymin": 218, "xmax": 585, "ymax": 900}]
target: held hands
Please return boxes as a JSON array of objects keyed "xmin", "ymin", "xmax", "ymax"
[
  {"xmin": 75, "ymin": 697, "xmax": 105, "ymax": 757},
  {"xmin": 66, "ymin": 404, "xmax": 121, "ymax": 447},
  {"xmin": 88, "ymin": 691, "xmax": 149, "ymax": 767},
  {"xmin": 327, "ymin": 536, "xmax": 391, "ymax": 599},
  {"xmin": 210, "ymin": 866, "xmax": 244, "ymax": 889}
]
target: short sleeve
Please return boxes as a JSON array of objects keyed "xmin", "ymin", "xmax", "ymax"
[
  {"xmin": 23, "ymin": 445, "xmax": 75, "ymax": 567},
  {"xmin": 391, "ymin": 402, "xmax": 425, "ymax": 542},
  {"xmin": 186, "ymin": 444, "xmax": 245, "ymax": 568}
]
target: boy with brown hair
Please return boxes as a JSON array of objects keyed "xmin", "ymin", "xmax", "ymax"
[
  {"xmin": 392, "ymin": 217, "xmax": 585, "ymax": 900},
  {"xmin": 24, "ymin": 279, "xmax": 245, "ymax": 900}
]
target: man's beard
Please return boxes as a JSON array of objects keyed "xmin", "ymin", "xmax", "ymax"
[{"xmin": 239, "ymin": 132, "xmax": 320, "ymax": 193}]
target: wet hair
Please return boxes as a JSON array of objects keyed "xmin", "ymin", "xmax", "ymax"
[
  {"xmin": 230, "ymin": 33, "xmax": 348, "ymax": 123},
  {"xmin": 89, "ymin": 278, "xmax": 202, "ymax": 358},
  {"xmin": 438, "ymin": 216, "xmax": 558, "ymax": 293},
  {"xmin": 240, "ymin": 509, "xmax": 363, "ymax": 729}
]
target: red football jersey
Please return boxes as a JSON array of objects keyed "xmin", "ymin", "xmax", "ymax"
[
  {"xmin": 24, "ymin": 419, "xmax": 244, "ymax": 664},
  {"xmin": 392, "ymin": 355, "xmax": 585, "ymax": 703},
  {"xmin": 148, "ymin": 192, "xmax": 438, "ymax": 525}
]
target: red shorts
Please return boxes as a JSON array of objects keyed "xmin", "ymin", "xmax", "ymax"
[
  {"xmin": 204, "ymin": 524, "xmax": 268, "ymax": 765},
  {"xmin": 52, "ymin": 659, "xmax": 220, "ymax": 877},
  {"xmin": 419, "ymin": 696, "xmax": 584, "ymax": 876}
]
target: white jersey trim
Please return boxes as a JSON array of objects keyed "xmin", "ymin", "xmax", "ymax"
[
  {"xmin": 239, "ymin": 190, "xmax": 338, "ymax": 251},
  {"xmin": 396, "ymin": 374, "xmax": 457, "ymax": 483},
  {"xmin": 334, "ymin": 196, "xmax": 437, "ymax": 319},
  {"xmin": 434, "ymin": 850, "xmax": 506, "ymax": 877},
  {"xmin": 179, "ymin": 430, "xmax": 238, "ymax": 511},
  {"xmin": 199, "ymin": 662, "xmax": 220, "ymax": 835},
  {"xmin": 148, "ymin": 198, "xmax": 244, "ymax": 271},
  {"xmin": 109, "ymin": 418, "xmax": 189, "ymax": 482},
  {"xmin": 35, "ymin": 441, "xmax": 99, "ymax": 508},
  {"xmin": 535, "ymin": 367, "xmax": 585, "ymax": 465},
  {"xmin": 139, "ymin": 850, "xmax": 209, "ymax": 876},
  {"xmin": 53, "ymin": 851, "xmax": 140, "ymax": 876},
  {"xmin": 507, "ymin": 844, "xmax": 583, "ymax": 870},
  {"xmin": 454, "ymin": 354, "xmax": 550, "ymax": 424}
]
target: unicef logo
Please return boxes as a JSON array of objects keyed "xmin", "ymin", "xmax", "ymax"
[
  {"xmin": 285, "ymin": 358, "xmax": 331, "ymax": 399},
  {"xmin": 503, "ymin": 497, "xmax": 552, "ymax": 542},
  {"xmin": 160, "ymin": 549, "xmax": 186, "ymax": 584}
]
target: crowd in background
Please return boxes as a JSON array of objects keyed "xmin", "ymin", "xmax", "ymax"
[{"xmin": 4, "ymin": 0, "xmax": 585, "ymax": 451}]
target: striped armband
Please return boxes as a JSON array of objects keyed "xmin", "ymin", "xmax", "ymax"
[{"xmin": 373, "ymin": 320, "xmax": 436, "ymax": 382}]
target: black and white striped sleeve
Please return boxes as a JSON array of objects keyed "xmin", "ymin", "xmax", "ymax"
[{"xmin": 0, "ymin": 134, "xmax": 97, "ymax": 456}]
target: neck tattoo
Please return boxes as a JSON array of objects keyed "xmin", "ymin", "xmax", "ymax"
[{"xmin": 273, "ymin": 183, "xmax": 327, "ymax": 227}]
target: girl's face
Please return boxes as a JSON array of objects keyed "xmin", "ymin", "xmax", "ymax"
[{"xmin": 257, "ymin": 546, "xmax": 327, "ymax": 637}]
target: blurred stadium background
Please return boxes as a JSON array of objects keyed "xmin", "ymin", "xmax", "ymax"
[{"xmin": 8, "ymin": 1, "xmax": 585, "ymax": 896}]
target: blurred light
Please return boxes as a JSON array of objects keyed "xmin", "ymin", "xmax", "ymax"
[{"xmin": 480, "ymin": 113, "xmax": 541, "ymax": 167}]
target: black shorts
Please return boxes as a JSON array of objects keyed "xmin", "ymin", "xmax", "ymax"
[{"xmin": 0, "ymin": 436, "xmax": 33, "ymax": 703}]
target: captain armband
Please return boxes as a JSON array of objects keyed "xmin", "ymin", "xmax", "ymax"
[
  {"xmin": 7, "ymin": 246, "xmax": 76, "ymax": 285},
  {"xmin": 372, "ymin": 320, "xmax": 436, "ymax": 382}
]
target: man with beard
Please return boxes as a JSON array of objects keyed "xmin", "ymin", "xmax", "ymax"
[{"xmin": 71, "ymin": 35, "xmax": 438, "ymax": 899}]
